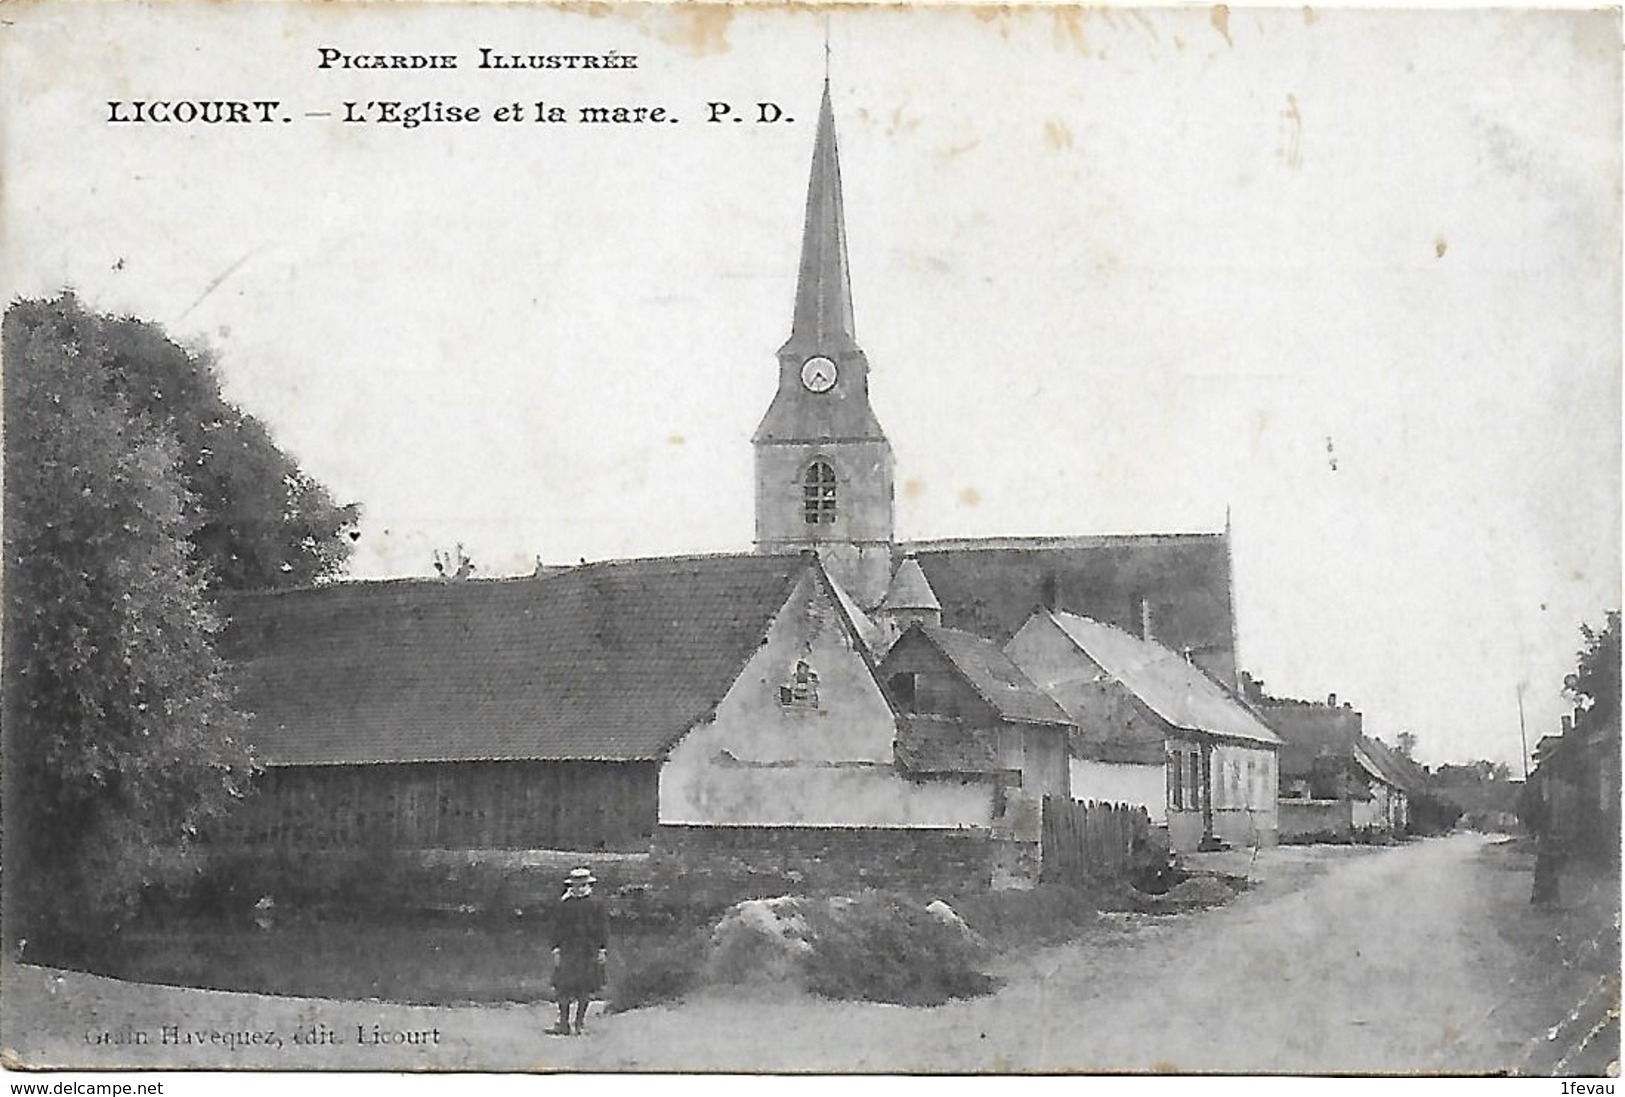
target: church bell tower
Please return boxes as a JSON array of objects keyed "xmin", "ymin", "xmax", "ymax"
[{"xmin": 753, "ymin": 81, "xmax": 895, "ymax": 608}]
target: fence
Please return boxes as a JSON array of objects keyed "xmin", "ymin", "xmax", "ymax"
[{"xmin": 1040, "ymin": 797, "xmax": 1152, "ymax": 884}]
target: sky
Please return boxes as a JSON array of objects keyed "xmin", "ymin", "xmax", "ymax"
[{"xmin": 2, "ymin": 2, "xmax": 1619, "ymax": 770}]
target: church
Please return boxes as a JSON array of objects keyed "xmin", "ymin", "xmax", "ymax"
[{"xmin": 220, "ymin": 81, "xmax": 1275, "ymax": 885}]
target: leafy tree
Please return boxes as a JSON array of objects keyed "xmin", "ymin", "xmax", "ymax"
[
  {"xmin": 432, "ymin": 543, "xmax": 477, "ymax": 581},
  {"xmin": 1564, "ymin": 611, "xmax": 1620, "ymax": 731},
  {"xmin": 3, "ymin": 296, "xmax": 262, "ymax": 944},
  {"xmin": 11, "ymin": 296, "xmax": 359, "ymax": 591}
]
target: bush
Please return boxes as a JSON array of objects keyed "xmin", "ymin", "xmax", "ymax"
[
  {"xmin": 799, "ymin": 892, "xmax": 997, "ymax": 1006},
  {"xmin": 606, "ymin": 927, "xmax": 709, "ymax": 1013},
  {"xmin": 179, "ymin": 842, "xmax": 418, "ymax": 921}
]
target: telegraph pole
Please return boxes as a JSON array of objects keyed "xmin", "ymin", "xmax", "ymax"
[{"xmin": 1516, "ymin": 681, "xmax": 1531, "ymax": 780}]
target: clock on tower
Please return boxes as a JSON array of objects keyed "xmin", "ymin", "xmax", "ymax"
[{"xmin": 751, "ymin": 81, "xmax": 895, "ymax": 608}]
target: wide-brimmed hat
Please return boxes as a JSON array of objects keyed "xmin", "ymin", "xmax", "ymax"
[{"xmin": 565, "ymin": 867, "xmax": 596, "ymax": 886}]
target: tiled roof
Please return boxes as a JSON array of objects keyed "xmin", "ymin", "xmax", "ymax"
[
  {"xmin": 880, "ymin": 557, "xmax": 942, "ymax": 613},
  {"xmin": 920, "ymin": 625, "xmax": 1072, "ymax": 727},
  {"xmin": 1358, "ymin": 736, "xmax": 1429, "ymax": 796},
  {"xmin": 901, "ymin": 533, "xmax": 1238, "ymax": 688},
  {"xmin": 1061, "ymin": 679, "xmax": 1171, "ymax": 766},
  {"xmin": 221, "ymin": 554, "xmax": 812, "ymax": 766},
  {"xmin": 1251, "ymin": 698, "xmax": 1362, "ymax": 777},
  {"xmin": 1045, "ymin": 611, "xmax": 1279, "ymax": 746}
]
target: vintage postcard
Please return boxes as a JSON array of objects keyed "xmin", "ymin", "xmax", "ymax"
[{"xmin": 1, "ymin": 0, "xmax": 1619, "ymax": 1079}]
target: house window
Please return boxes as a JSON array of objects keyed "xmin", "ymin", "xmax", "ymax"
[
  {"xmin": 1189, "ymin": 751, "xmax": 1203, "ymax": 812},
  {"xmin": 779, "ymin": 660, "xmax": 819, "ymax": 708},
  {"xmin": 1169, "ymin": 749, "xmax": 1185, "ymax": 811},
  {"xmin": 888, "ymin": 671, "xmax": 918, "ymax": 712},
  {"xmin": 1247, "ymin": 759, "xmax": 1258, "ymax": 807},
  {"xmin": 803, "ymin": 461, "xmax": 837, "ymax": 525}
]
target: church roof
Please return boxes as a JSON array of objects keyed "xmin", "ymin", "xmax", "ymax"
[
  {"xmin": 783, "ymin": 80, "xmax": 856, "ymax": 359},
  {"xmin": 915, "ymin": 624, "xmax": 1072, "ymax": 727},
  {"xmin": 901, "ymin": 533, "xmax": 1239, "ymax": 688},
  {"xmin": 754, "ymin": 81, "xmax": 887, "ymax": 445},
  {"xmin": 220, "ymin": 554, "xmax": 815, "ymax": 766},
  {"xmin": 879, "ymin": 556, "xmax": 941, "ymax": 613},
  {"xmin": 1042, "ymin": 610, "xmax": 1278, "ymax": 746}
]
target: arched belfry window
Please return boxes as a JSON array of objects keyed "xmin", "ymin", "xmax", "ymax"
[{"xmin": 803, "ymin": 460, "xmax": 837, "ymax": 525}]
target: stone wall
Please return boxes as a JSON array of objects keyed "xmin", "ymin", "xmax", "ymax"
[
  {"xmin": 1278, "ymin": 798, "xmax": 1353, "ymax": 839},
  {"xmin": 651, "ymin": 824, "xmax": 998, "ymax": 901}
]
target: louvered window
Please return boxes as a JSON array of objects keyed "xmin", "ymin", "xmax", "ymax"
[{"xmin": 803, "ymin": 461, "xmax": 837, "ymax": 524}]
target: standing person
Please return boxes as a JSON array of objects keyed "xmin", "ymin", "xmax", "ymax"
[{"xmin": 549, "ymin": 866, "xmax": 608, "ymax": 1035}]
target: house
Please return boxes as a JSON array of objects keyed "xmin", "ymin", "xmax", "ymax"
[
  {"xmin": 1247, "ymin": 684, "xmax": 1421, "ymax": 838},
  {"xmin": 1004, "ymin": 609, "xmax": 1281, "ymax": 851},
  {"xmin": 1528, "ymin": 707, "xmax": 1619, "ymax": 864},
  {"xmin": 1352, "ymin": 735, "xmax": 1427, "ymax": 834},
  {"xmin": 876, "ymin": 622, "xmax": 1073, "ymax": 814},
  {"xmin": 222, "ymin": 552, "xmax": 1021, "ymax": 890}
]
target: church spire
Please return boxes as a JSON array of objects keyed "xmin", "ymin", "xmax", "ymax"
[{"xmin": 784, "ymin": 80, "xmax": 856, "ymax": 357}]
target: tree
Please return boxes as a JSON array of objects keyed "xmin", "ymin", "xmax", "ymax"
[
  {"xmin": 9, "ymin": 297, "xmax": 360, "ymax": 592},
  {"xmin": 432, "ymin": 543, "xmax": 477, "ymax": 581},
  {"xmin": 1394, "ymin": 731, "xmax": 1417, "ymax": 759},
  {"xmin": 4, "ymin": 296, "xmax": 264, "ymax": 944},
  {"xmin": 1564, "ymin": 611, "xmax": 1620, "ymax": 731}
]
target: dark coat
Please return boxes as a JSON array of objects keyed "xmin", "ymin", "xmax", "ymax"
[{"xmin": 551, "ymin": 891, "xmax": 609, "ymax": 997}]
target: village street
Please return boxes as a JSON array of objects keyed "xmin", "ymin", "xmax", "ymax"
[{"xmin": 9, "ymin": 832, "xmax": 1615, "ymax": 1075}]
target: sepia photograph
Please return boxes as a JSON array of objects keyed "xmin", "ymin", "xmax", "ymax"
[{"xmin": 0, "ymin": 0, "xmax": 1619, "ymax": 1078}]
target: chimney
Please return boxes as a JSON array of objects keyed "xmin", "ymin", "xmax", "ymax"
[
  {"xmin": 1328, "ymin": 693, "xmax": 1337, "ymax": 708},
  {"xmin": 1561, "ymin": 714, "xmax": 1573, "ymax": 736}
]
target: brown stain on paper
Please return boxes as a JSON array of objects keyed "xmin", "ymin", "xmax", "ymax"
[
  {"xmin": 1277, "ymin": 93, "xmax": 1303, "ymax": 169},
  {"xmin": 902, "ymin": 477, "xmax": 926, "ymax": 502},
  {"xmin": 957, "ymin": 487, "xmax": 981, "ymax": 507},
  {"xmin": 1210, "ymin": 5, "xmax": 1233, "ymax": 47},
  {"xmin": 1434, "ymin": 237, "xmax": 1448, "ymax": 259},
  {"xmin": 1044, "ymin": 119, "xmax": 1074, "ymax": 151},
  {"xmin": 653, "ymin": 4, "xmax": 733, "ymax": 58},
  {"xmin": 1052, "ymin": 8, "xmax": 1091, "ymax": 55}
]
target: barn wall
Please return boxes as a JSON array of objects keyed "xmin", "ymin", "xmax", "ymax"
[
  {"xmin": 660, "ymin": 571, "xmax": 992, "ymax": 827},
  {"xmin": 220, "ymin": 760, "xmax": 658, "ymax": 851}
]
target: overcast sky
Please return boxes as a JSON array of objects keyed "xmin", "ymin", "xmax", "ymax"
[{"xmin": 3, "ymin": 3, "xmax": 1618, "ymax": 769}]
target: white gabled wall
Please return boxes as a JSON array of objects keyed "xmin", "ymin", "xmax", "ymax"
[{"xmin": 659, "ymin": 571, "xmax": 993, "ymax": 827}]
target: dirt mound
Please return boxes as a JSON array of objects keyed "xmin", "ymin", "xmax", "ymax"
[
  {"xmin": 706, "ymin": 896, "xmax": 817, "ymax": 984},
  {"xmin": 1160, "ymin": 876, "xmax": 1236, "ymax": 907}
]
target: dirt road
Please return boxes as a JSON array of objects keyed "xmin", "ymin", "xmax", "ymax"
[{"xmin": 6, "ymin": 833, "xmax": 1615, "ymax": 1074}]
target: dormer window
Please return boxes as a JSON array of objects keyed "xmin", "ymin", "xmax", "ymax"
[
  {"xmin": 803, "ymin": 461, "xmax": 837, "ymax": 525},
  {"xmin": 779, "ymin": 660, "xmax": 820, "ymax": 708}
]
